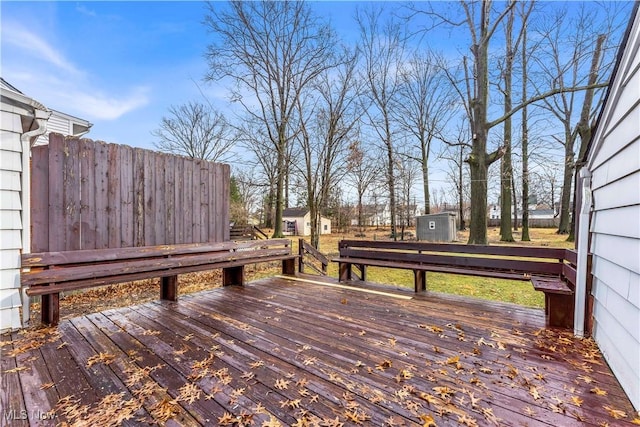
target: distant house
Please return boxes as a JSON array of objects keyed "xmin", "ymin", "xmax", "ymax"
[
  {"xmin": 574, "ymin": 4, "xmax": 639, "ymax": 411},
  {"xmin": 282, "ymin": 208, "xmax": 331, "ymax": 236},
  {"xmin": 351, "ymin": 203, "xmax": 422, "ymax": 227},
  {"xmin": 0, "ymin": 78, "xmax": 91, "ymax": 331}
]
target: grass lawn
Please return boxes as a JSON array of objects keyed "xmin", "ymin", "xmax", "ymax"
[{"xmin": 283, "ymin": 226, "xmax": 573, "ymax": 309}]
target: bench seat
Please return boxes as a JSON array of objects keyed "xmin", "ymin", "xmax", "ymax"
[
  {"xmin": 332, "ymin": 240, "xmax": 578, "ymax": 329},
  {"xmin": 532, "ymin": 276, "xmax": 575, "ymax": 329},
  {"xmin": 22, "ymin": 239, "xmax": 297, "ymax": 325}
]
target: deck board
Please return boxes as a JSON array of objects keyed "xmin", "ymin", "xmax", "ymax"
[{"xmin": 1, "ymin": 275, "xmax": 637, "ymax": 426}]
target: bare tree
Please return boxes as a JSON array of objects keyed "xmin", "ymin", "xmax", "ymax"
[
  {"xmin": 534, "ymin": 5, "xmax": 612, "ymax": 236},
  {"xmin": 357, "ymin": 5, "xmax": 405, "ymax": 240},
  {"xmin": 409, "ymin": 0, "xmax": 615, "ymax": 244},
  {"xmin": 395, "ymin": 146, "xmax": 420, "ymax": 239},
  {"xmin": 204, "ymin": 1, "xmax": 336, "ymax": 237},
  {"xmin": 152, "ymin": 101, "xmax": 236, "ymax": 162},
  {"xmin": 440, "ymin": 123, "xmax": 472, "ymax": 231},
  {"xmin": 293, "ymin": 50, "xmax": 361, "ymax": 248},
  {"xmin": 394, "ymin": 51, "xmax": 455, "ymax": 215},
  {"xmin": 346, "ymin": 139, "xmax": 381, "ymax": 235}
]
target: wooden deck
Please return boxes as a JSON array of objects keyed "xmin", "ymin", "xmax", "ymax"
[{"xmin": 2, "ymin": 275, "xmax": 637, "ymax": 426}]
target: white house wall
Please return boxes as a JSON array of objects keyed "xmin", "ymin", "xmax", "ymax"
[
  {"xmin": 0, "ymin": 111, "xmax": 25, "ymax": 331},
  {"xmin": 586, "ymin": 7, "xmax": 640, "ymax": 410}
]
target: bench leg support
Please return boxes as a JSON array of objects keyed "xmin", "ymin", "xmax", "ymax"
[
  {"xmin": 160, "ymin": 275, "xmax": 178, "ymax": 301},
  {"xmin": 546, "ymin": 293, "xmax": 575, "ymax": 329},
  {"xmin": 41, "ymin": 293, "xmax": 60, "ymax": 326},
  {"xmin": 223, "ymin": 266, "xmax": 244, "ymax": 286},
  {"xmin": 414, "ymin": 270, "xmax": 426, "ymax": 293},
  {"xmin": 358, "ymin": 264, "xmax": 367, "ymax": 282},
  {"xmin": 338, "ymin": 263, "xmax": 352, "ymax": 282},
  {"xmin": 283, "ymin": 258, "xmax": 295, "ymax": 276}
]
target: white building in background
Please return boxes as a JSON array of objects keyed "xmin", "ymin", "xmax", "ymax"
[
  {"xmin": 0, "ymin": 78, "xmax": 92, "ymax": 331},
  {"xmin": 282, "ymin": 208, "xmax": 331, "ymax": 236}
]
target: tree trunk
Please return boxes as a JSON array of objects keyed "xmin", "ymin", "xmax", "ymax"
[
  {"xmin": 385, "ymin": 138, "xmax": 397, "ymax": 240},
  {"xmin": 511, "ymin": 174, "xmax": 518, "ymax": 231},
  {"xmin": 500, "ymin": 6, "xmax": 515, "ymax": 242},
  {"xmin": 272, "ymin": 132, "xmax": 286, "ymax": 238},
  {"xmin": 421, "ymin": 136, "xmax": 431, "ymax": 214},
  {"xmin": 568, "ymin": 34, "xmax": 605, "ymax": 242},
  {"xmin": 556, "ymin": 139, "xmax": 574, "ymax": 234},
  {"xmin": 467, "ymin": 28, "xmax": 492, "ymax": 244},
  {"xmin": 458, "ymin": 148, "xmax": 466, "ymax": 231},
  {"xmin": 521, "ymin": 11, "xmax": 530, "ymax": 242},
  {"xmin": 468, "ymin": 152, "xmax": 489, "ymax": 244}
]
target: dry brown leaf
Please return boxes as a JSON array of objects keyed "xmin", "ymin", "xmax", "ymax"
[
  {"xmin": 603, "ymin": 405, "xmax": 627, "ymax": 420},
  {"xmin": 419, "ymin": 414, "xmax": 436, "ymax": 427},
  {"xmin": 262, "ymin": 415, "xmax": 283, "ymax": 427},
  {"xmin": 86, "ymin": 352, "xmax": 116, "ymax": 368},
  {"xmin": 218, "ymin": 412, "xmax": 235, "ymax": 426},
  {"xmin": 571, "ymin": 396, "xmax": 583, "ymax": 407},
  {"xmin": 274, "ymin": 378, "xmax": 290, "ymax": 390},
  {"xmin": 376, "ymin": 359, "xmax": 392, "ymax": 371},
  {"xmin": 590, "ymin": 387, "xmax": 608, "ymax": 396},
  {"xmin": 529, "ymin": 386, "xmax": 542, "ymax": 400}
]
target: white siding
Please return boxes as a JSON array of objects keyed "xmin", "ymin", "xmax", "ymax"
[
  {"xmin": 34, "ymin": 113, "xmax": 70, "ymax": 145},
  {"xmin": 0, "ymin": 133, "xmax": 23, "ymax": 331},
  {"xmin": 586, "ymin": 8, "xmax": 640, "ymax": 411}
]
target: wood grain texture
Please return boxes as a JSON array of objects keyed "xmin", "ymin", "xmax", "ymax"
[
  {"xmin": 30, "ymin": 136, "xmax": 230, "ymax": 251},
  {"xmin": 4, "ymin": 278, "xmax": 638, "ymax": 426}
]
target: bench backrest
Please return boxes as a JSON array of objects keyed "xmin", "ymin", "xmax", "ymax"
[
  {"xmin": 22, "ymin": 239, "xmax": 292, "ymax": 268},
  {"xmin": 338, "ymin": 240, "xmax": 569, "ymax": 277},
  {"xmin": 21, "ymin": 239, "xmax": 293, "ymax": 288}
]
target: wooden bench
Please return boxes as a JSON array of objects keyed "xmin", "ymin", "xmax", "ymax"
[
  {"xmin": 21, "ymin": 239, "xmax": 297, "ymax": 326},
  {"xmin": 332, "ymin": 240, "xmax": 577, "ymax": 328}
]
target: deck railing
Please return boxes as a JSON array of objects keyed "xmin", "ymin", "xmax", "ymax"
[{"xmin": 298, "ymin": 238, "xmax": 328, "ymax": 275}]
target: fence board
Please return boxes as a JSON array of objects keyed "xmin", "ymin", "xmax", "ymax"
[
  {"xmin": 208, "ymin": 162, "xmax": 216, "ymax": 242},
  {"xmin": 120, "ymin": 145, "xmax": 134, "ymax": 247},
  {"xmin": 154, "ymin": 153, "xmax": 166, "ymax": 245},
  {"xmin": 133, "ymin": 148, "xmax": 145, "ymax": 246},
  {"xmin": 31, "ymin": 135, "xmax": 229, "ymax": 251},
  {"xmin": 64, "ymin": 138, "xmax": 81, "ymax": 251},
  {"xmin": 79, "ymin": 140, "xmax": 95, "ymax": 250},
  {"xmin": 222, "ymin": 164, "xmax": 230, "ymax": 241},
  {"xmin": 107, "ymin": 144, "xmax": 121, "ymax": 248},
  {"xmin": 164, "ymin": 155, "xmax": 175, "ymax": 245},
  {"xmin": 174, "ymin": 156, "xmax": 184, "ymax": 244},
  {"xmin": 191, "ymin": 160, "xmax": 201, "ymax": 243},
  {"xmin": 94, "ymin": 141, "xmax": 109, "ymax": 249},
  {"xmin": 47, "ymin": 134, "xmax": 65, "ymax": 251},
  {"xmin": 183, "ymin": 159, "xmax": 193, "ymax": 244},
  {"xmin": 31, "ymin": 145, "xmax": 49, "ymax": 253}
]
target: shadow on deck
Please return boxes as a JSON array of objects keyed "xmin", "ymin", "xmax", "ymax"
[{"xmin": 1, "ymin": 275, "xmax": 637, "ymax": 426}]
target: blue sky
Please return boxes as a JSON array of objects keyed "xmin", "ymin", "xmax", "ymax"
[
  {"xmin": 1, "ymin": 1, "xmax": 366, "ymax": 151},
  {"xmin": 2, "ymin": 1, "xmax": 227, "ymax": 148}
]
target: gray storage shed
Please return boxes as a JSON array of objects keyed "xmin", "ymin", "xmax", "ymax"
[{"xmin": 416, "ymin": 213, "xmax": 457, "ymax": 242}]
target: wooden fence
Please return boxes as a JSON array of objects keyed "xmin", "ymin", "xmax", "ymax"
[{"xmin": 31, "ymin": 134, "xmax": 230, "ymax": 252}]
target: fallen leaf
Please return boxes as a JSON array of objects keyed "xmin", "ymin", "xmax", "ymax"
[
  {"xmin": 274, "ymin": 378, "xmax": 290, "ymax": 390},
  {"xmin": 419, "ymin": 414, "xmax": 436, "ymax": 427},
  {"xmin": 603, "ymin": 405, "xmax": 627, "ymax": 420},
  {"xmin": 571, "ymin": 396, "xmax": 583, "ymax": 407},
  {"xmin": 591, "ymin": 387, "xmax": 608, "ymax": 396}
]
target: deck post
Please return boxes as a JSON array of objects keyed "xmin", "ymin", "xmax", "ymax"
[
  {"xmin": 40, "ymin": 292, "xmax": 60, "ymax": 325},
  {"xmin": 282, "ymin": 258, "xmax": 295, "ymax": 275},
  {"xmin": 414, "ymin": 270, "xmax": 426, "ymax": 292},
  {"xmin": 160, "ymin": 275, "xmax": 178, "ymax": 301},
  {"xmin": 338, "ymin": 262, "xmax": 351, "ymax": 282},
  {"xmin": 547, "ymin": 294, "xmax": 575, "ymax": 329},
  {"xmin": 223, "ymin": 266, "xmax": 244, "ymax": 286}
]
